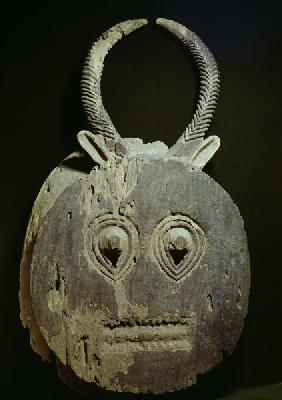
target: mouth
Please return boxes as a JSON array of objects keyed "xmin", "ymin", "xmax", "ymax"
[{"xmin": 101, "ymin": 316, "xmax": 194, "ymax": 351}]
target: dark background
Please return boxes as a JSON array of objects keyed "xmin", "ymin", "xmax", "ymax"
[{"xmin": 1, "ymin": 1, "xmax": 282, "ymax": 399}]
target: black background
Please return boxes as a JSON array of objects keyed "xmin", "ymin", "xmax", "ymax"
[{"xmin": 1, "ymin": 1, "xmax": 282, "ymax": 399}]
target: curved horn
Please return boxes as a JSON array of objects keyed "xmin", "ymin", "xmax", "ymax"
[
  {"xmin": 156, "ymin": 18, "xmax": 220, "ymax": 156},
  {"xmin": 81, "ymin": 19, "xmax": 148, "ymax": 141}
]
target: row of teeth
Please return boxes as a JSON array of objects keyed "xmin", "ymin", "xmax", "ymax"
[{"xmin": 104, "ymin": 316, "xmax": 191, "ymax": 329}]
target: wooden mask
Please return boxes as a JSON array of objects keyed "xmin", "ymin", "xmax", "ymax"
[{"xmin": 20, "ymin": 18, "xmax": 250, "ymax": 394}]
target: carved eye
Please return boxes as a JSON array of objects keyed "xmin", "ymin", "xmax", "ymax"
[
  {"xmin": 165, "ymin": 228, "xmax": 193, "ymax": 266},
  {"xmin": 87, "ymin": 213, "xmax": 139, "ymax": 280},
  {"xmin": 152, "ymin": 215, "xmax": 206, "ymax": 281},
  {"xmin": 98, "ymin": 226, "xmax": 127, "ymax": 268}
]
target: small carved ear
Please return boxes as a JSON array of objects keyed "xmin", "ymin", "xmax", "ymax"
[
  {"xmin": 77, "ymin": 130, "xmax": 109, "ymax": 166},
  {"xmin": 189, "ymin": 136, "xmax": 220, "ymax": 170}
]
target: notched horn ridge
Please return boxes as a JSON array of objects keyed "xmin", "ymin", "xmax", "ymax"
[
  {"xmin": 156, "ymin": 18, "xmax": 220, "ymax": 150},
  {"xmin": 81, "ymin": 19, "xmax": 148, "ymax": 141}
]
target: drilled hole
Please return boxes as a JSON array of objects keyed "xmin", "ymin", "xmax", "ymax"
[
  {"xmin": 169, "ymin": 248, "xmax": 188, "ymax": 266},
  {"xmin": 80, "ymin": 336, "xmax": 89, "ymax": 364},
  {"xmin": 207, "ymin": 293, "xmax": 213, "ymax": 311},
  {"xmin": 55, "ymin": 277, "xmax": 60, "ymax": 291},
  {"xmin": 55, "ymin": 263, "xmax": 60, "ymax": 291}
]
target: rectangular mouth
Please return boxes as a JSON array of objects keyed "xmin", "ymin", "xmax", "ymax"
[{"xmin": 101, "ymin": 317, "xmax": 193, "ymax": 352}]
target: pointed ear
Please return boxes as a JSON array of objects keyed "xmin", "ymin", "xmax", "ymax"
[
  {"xmin": 77, "ymin": 130, "xmax": 109, "ymax": 166},
  {"xmin": 189, "ymin": 136, "xmax": 220, "ymax": 170}
]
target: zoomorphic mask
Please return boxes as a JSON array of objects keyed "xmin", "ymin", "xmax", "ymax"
[{"xmin": 20, "ymin": 18, "xmax": 250, "ymax": 394}]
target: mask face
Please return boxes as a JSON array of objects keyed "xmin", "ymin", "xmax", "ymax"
[{"xmin": 20, "ymin": 18, "xmax": 250, "ymax": 394}]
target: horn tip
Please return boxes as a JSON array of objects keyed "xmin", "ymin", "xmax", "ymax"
[
  {"xmin": 156, "ymin": 18, "xmax": 185, "ymax": 34},
  {"xmin": 156, "ymin": 17, "xmax": 166, "ymax": 25},
  {"xmin": 156, "ymin": 18, "xmax": 174, "ymax": 27},
  {"xmin": 138, "ymin": 18, "xmax": 149, "ymax": 26},
  {"xmin": 115, "ymin": 18, "xmax": 148, "ymax": 37}
]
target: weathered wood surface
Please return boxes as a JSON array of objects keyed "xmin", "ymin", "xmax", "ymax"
[
  {"xmin": 19, "ymin": 17, "xmax": 250, "ymax": 394},
  {"xmin": 19, "ymin": 152, "xmax": 90, "ymax": 362},
  {"xmin": 20, "ymin": 138, "xmax": 250, "ymax": 393}
]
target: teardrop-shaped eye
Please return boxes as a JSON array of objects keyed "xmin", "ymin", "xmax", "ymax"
[
  {"xmin": 87, "ymin": 213, "xmax": 139, "ymax": 281},
  {"xmin": 152, "ymin": 215, "xmax": 206, "ymax": 282},
  {"xmin": 98, "ymin": 226, "xmax": 128, "ymax": 268},
  {"xmin": 165, "ymin": 228, "xmax": 193, "ymax": 267}
]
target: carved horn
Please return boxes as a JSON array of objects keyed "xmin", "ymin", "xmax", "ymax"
[
  {"xmin": 81, "ymin": 19, "xmax": 148, "ymax": 141},
  {"xmin": 156, "ymin": 18, "xmax": 220, "ymax": 156}
]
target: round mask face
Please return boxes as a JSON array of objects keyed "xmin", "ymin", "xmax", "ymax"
[{"xmin": 28, "ymin": 154, "xmax": 250, "ymax": 393}]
